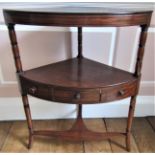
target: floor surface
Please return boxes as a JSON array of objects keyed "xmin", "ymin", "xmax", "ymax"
[{"xmin": 0, "ymin": 117, "xmax": 155, "ymax": 153}]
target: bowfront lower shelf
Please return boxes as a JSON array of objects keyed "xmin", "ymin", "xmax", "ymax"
[{"xmin": 20, "ymin": 57, "xmax": 138, "ymax": 104}]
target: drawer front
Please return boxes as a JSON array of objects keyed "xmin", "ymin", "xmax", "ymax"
[
  {"xmin": 22, "ymin": 80, "xmax": 50, "ymax": 100},
  {"xmin": 20, "ymin": 77, "xmax": 138, "ymax": 104},
  {"xmin": 101, "ymin": 81, "xmax": 138, "ymax": 103},
  {"xmin": 53, "ymin": 88, "xmax": 100, "ymax": 104}
]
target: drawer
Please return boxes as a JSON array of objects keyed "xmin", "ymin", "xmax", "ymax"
[
  {"xmin": 53, "ymin": 88, "xmax": 100, "ymax": 104},
  {"xmin": 101, "ymin": 81, "xmax": 138, "ymax": 103},
  {"xmin": 23, "ymin": 80, "xmax": 50, "ymax": 100}
]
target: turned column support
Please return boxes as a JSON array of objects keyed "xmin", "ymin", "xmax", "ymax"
[
  {"xmin": 135, "ymin": 24, "xmax": 149, "ymax": 77},
  {"xmin": 126, "ymin": 24, "xmax": 150, "ymax": 151},
  {"xmin": 7, "ymin": 24, "xmax": 34, "ymax": 149},
  {"xmin": 126, "ymin": 96, "xmax": 137, "ymax": 151},
  {"xmin": 77, "ymin": 27, "xmax": 83, "ymax": 58},
  {"xmin": 7, "ymin": 24, "xmax": 23, "ymax": 73},
  {"xmin": 22, "ymin": 95, "xmax": 34, "ymax": 149}
]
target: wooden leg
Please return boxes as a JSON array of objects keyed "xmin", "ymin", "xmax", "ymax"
[
  {"xmin": 22, "ymin": 95, "xmax": 34, "ymax": 149},
  {"xmin": 28, "ymin": 133, "xmax": 33, "ymax": 149},
  {"xmin": 126, "ymin": 96, "xmax": 137, "ymax": 151},
  {"xmin": 70, "ymin": 104, "xmax": 88, "ymax": 131}
]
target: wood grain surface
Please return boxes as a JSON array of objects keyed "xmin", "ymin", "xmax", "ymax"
[
  {"xmin": 3, "ymin": 7, "xmax": 153, "ymax": 152},
  {"xmin": 0, "ymin": 122, "xmax": 12, "ymax": 151},
  {"xmin": 84, "ymin": 119, "xmax": 111, "ymax": 153},
  {"xmin": 132, "ymin": 118, "xmax": 155, "ymax": 152},
  {"xmin": 0, "ymin": 117, "xmax": 155, "ymax": 153},
  {"xmin": 105, "ymin": 118, "xmax": 139, "ymax": 152}
]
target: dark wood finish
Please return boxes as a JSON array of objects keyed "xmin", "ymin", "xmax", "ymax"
[
  {"xmin": 101, "ymin": 81, "xmax": 138, "ymax": 103},
  {"xmin": 7, "ymin": 24, "xmax": 22, "ymax": 73},
  {"xmin": 4, "ymin": 6, "xmax": 153, "ymax": 14},
  {"xmin": 3, "ymin": 5, "xmax": 152, "ymax": 151},
  {"xmin": 33, "ymin": 105, "xmax": 126, "ymax": 141},
  {"xmin": 19, "ymin": 58, "xmax": 138, "ymax": 104},
  {"xmin": 77, "ymin": 27, "xmax": 83, "ymax": 58},
  {"xmin": 135, "ymin": 25, "xmax": 149, "ymax": 77},
  {"xmin": 21, "ymin": 96, "xmax": 34, "ymax": 149},
  {"xmin": 33, "ymin": 130, "xmax": 126, "ymax": 141},
  {"xmin": 7, "ymin": 24, "xmax": 34, "ymax": 149},
  {"xmin": 19, "ymin": 58, "xmax": 137, "ymax": 89},
  {"xmin": 3, "ymin": 9, "xmax": 152, "ymax": 27},
  {"xmin": 126, "ymin": 23, "xmax": 150, "ymax": 152},
  {"xmin": 126, "ymin": 96, "xmax": 137, "ymax": 151},
  {"xmin": 53, "ymin": 88, "xmax": 100, "ymax": 103}
]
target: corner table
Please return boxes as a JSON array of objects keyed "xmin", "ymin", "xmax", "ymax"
[{"xmin": 3, "ymin": 4, "xmax": 153, "ymax": 151}]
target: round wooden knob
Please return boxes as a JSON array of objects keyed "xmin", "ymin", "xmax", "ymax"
[
  {"xmin": 74, "ymin": 93, "xmax": 81, "ymax": 100},
  {"xmin": 119, "ymin": 90, "xmax": 125, "ymax": 96},
  {"xmin": 29, "ymin": 87, "xmax": 37, "ymax": 94}
]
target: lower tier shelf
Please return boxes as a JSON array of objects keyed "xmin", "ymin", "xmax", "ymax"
[{"xmin": 19, "ymin": 57, "xmax": 138, "ymax": 104}]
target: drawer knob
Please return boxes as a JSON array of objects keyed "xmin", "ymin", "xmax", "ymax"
[
  {"xmin": 29, "ymin": 87, "xmax": 37, "ymax": 94},
  {"xmin": 119, "ymin": 90, "xmax": 125, "ymax": 96},
  {"xmin": 74, "ymin": 93, "xmax": 81, "ymax": 100}
]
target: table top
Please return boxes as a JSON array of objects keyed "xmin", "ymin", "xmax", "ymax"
[
  {"xmin": 4, "ymin": 3, "xmax": 152, "ymax": 27},
  {"xmin": 3, "ymin": 3, "xmax": 153, "ymax": 15},
  {"xmin": 3, "ymin": 3, "xmax": 153, "ymax": 27}
]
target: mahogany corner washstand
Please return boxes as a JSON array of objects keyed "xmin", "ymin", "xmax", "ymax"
[{"xmin": 3, "ymin": 5, "xmax": 152, "ymax": 151}]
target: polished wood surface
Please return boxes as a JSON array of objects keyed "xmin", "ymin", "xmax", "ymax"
[
  {"xmin": 0, "ymin": 117, "xmax": 155, "ymax": 153},
  {"xmin": 19, "ymin": 58, "xmax": 138, "ymax": 104},
  {"xmin": 4, "ymin": 5, "xmax": 152, "ymax": 151},
  {"xmin": 3, "ymin": 5, "xmax": 153, "ymax": 26},
  {"xmin": 126, "ymin": 24, "xmax": 150, "ymax": 151},
  {"xmin": 3, "ymin": 4, "xmax": 153, "ymax": 14},
  {"xmin": 20, "ymin": 58, "xmax": 137, "ymax": 89}
]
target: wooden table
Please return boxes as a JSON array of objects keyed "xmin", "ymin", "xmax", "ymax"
[{"xmin": 3, "ymin": 4, "xmax": 153, "ymax": 151}]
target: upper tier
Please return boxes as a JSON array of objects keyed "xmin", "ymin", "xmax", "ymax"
[{"xmin": 3, "ymin": 3, "xmax": 153, "ymax": 26}]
